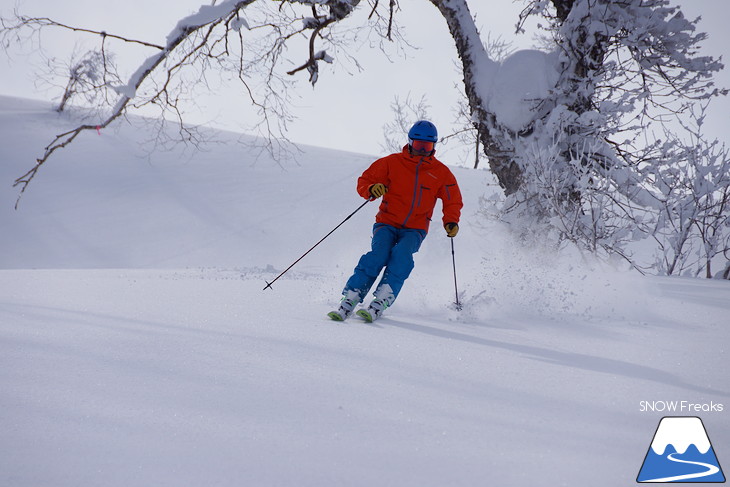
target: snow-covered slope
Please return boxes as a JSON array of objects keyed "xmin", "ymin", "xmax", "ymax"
[{"xmin": 1, "ymin": 96, "xmax": 728, "ymax": 486}]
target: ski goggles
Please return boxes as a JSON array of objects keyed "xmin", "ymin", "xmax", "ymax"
[{"xmin": 410, "ymin": 139, "xmax": 435, "ymax": 152}]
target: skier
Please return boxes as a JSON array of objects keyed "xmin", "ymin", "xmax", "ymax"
[{"xmin": 329, "ymin": 120, "xmax": 463, "ymax": 322}]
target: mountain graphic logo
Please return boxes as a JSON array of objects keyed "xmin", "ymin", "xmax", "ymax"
[{"xmin": 637, "ymin": 416, "xmax": 725, "ymax": 483}]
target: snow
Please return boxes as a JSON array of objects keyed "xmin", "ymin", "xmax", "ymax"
[
  {"xmin": 1, "ymin": 95, "xmax": 728, "ymax": 486},
  {"xmin": 111, "ymin": 83, "xmax": 138, "ymax": 100},
  {"xmin": 447, "ymin": 0, "xmax": 499, "ymax": 108},
  {"xmin": 166, "ymin": 1, "xmax": 247, "ymax": 47},
  {"xmin": 112, "ymin": 53, "xmax": 163, "ymax": 111},
  {"xmin": 231, "ymin": 16, "xmax": 249, "ymax": 32},
  {"xmin": 488, "ymin": 50, "xmax": 560, "ymax": 132},
  {"xmin": 650, "ymin": 417, "xmax": 711, "ymax": 455},
  {"xmin": 444, "ymin": 0, "xmax": 561, "ymax": 133}
]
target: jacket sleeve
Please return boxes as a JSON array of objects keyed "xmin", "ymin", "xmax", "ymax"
[
  {"xmin": 356, "ymin": 156, "xmax": 390, "ymax": 199},
  {"xmin": 439, "ymin": 169, "xmax": 463, "ymax": 225}
]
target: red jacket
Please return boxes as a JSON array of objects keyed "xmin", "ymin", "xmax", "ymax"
[{"xmin": 357, "ymin": 146, "xmax": 463, "ymax": 232}]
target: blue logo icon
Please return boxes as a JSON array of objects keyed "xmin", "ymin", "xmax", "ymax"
[{"xmin": 637, "ymin": 416, "xmax": 725, "ymax": 483}]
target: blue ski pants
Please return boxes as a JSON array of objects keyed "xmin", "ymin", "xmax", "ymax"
[{"xmin": 343, "ymin": 223, "xmax": 427, "ymax": 305}]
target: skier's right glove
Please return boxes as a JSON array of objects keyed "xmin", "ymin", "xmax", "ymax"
[
  {"xmin": 444, "ymin": 222, "xmax": 459, "ymax": 238},
  {"xmin": 369, "ymin": 183, "xmax": 388, "ymax": 199}
]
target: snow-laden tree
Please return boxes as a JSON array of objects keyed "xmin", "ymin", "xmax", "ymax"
[
  {"xmin": 51, "ymin": 49, "xmax": 121, "ymax": 113},
  {"xmin": 430, "ymin": 0, "xmax": 725, "ymax": 268},
  {"xmin": 1, "ymin": 0, "xmax": 726, "ymax": 274},
  {"xmin": 649, "ymin": 105, "xmax": 730, "ymax": 277}
]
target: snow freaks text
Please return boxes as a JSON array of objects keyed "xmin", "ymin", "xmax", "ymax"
[{"xmin": 639, "ymin": 401, "xmax": 724, "ymax": 413}]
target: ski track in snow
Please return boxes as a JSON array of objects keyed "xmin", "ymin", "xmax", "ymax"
[{"xmin": 643, "ymin": 453, "xmax": 720, "ymax": 482}]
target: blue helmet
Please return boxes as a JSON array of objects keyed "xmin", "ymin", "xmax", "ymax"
[{"xmin": 408, "ymin": 120, "xmax": 438, "ymax": 143}]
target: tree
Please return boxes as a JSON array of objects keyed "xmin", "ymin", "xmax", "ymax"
[
  {"xmin": 445, "ymin": 33, "xmax": 513, "ymax": 170},
  {"xmin": 381, "ymin": 93, "xmax": 431, "ymax": 154},
  {"xmin": 2, "ymin": 0, "xmax": 726, "ymax": 275},
  {"xmin": 650, "ymin": 105, "xmax": 730, "ymax": 277},
  {"xmin": 497, "ymin": 0, "xmax": 725, "ymax": 265},
  {"xmin": 52, "ymin": 49, "xmax": 121, "ymax": 113}
]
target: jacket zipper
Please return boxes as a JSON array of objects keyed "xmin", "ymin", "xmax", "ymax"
[
  {"xmin": 445, "ymin": 183, "xmax": 455, "ymax": 200},
  {"xmin": 401, "ymin": 157, "xmax": 424, "ymax": 228}
]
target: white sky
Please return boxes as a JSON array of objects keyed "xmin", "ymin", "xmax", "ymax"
[{"xmin": 1, "ymin": 0, "xmax": 729, "ymax": 162}]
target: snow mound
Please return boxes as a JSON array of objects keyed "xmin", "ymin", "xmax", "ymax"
[{"xmin": 488, "ymin": 49, "xmax": 560, "ymax": 132}]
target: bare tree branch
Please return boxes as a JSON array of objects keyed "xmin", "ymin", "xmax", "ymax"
[
  {"xmin": 1, "ymin": 14, "xmax": 165, "ymax": 50},
  {"xmin": 10, "ymin": 0, "xmax": 259, "ymax": 207}
]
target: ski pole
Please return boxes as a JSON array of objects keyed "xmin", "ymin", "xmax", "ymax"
[
  {"xmin": 450, "ymin": 237, "xmax": 462, "ymax": 311},
  {"xmin": 263, "ymin": 199, "xmax": 372, "ymax": 291}
]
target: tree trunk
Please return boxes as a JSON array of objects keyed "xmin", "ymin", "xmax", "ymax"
[
  {"xmin": 429, "ymin": 0, "xmax": 522, "ymax": 194},
  {"xmin": 551, "ymin": 0, "xmax": 575, "ymax": 22}
]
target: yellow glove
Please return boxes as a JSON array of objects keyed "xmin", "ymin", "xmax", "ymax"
[
  {"xmin": 369, "ymin": 183, "xmax": 388, "ymax": 199},
  {"xmin": 444, "ymin": 222, "xmax": 459, "ymax": 238}
]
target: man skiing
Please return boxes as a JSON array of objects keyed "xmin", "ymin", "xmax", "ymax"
[{"xmin": 329, "ymin": 120, "xmax": 463, "ymax": 322}]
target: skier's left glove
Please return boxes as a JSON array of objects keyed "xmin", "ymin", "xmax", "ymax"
[{"xmin": 444, "ymin": 222, "xmax": 459, "ymax": 238}]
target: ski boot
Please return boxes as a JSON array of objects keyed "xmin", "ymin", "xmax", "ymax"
[
  {"xmin": 356, "ymin": 298, "xmax": 389, "ymax": 323},
  {"xmin": 327, "ymin": 293, "xmax": 359, "ymax": 321}
]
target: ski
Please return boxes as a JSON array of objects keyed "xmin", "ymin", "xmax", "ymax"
[
  {"xmin": 328, "ymin": 308, "xmax": 381, "ymax": 323},
  {"xmin": 355, "ymin": 309, "xmax": 375, "ymax": 323},
  {"xmin": 327, "ymin": 310, "xmax": 348, "ymax": 321}
]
